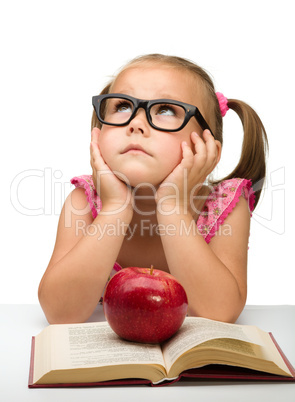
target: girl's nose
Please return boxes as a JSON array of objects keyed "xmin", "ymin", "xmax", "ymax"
[{"xmin": 127, "ymin": 109, "xmax": 150, "ymax": 136}]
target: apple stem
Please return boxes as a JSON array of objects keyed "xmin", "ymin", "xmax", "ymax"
[{"xmin": 150, "ymin": 265, "xmax": 154, "ymax": 275}]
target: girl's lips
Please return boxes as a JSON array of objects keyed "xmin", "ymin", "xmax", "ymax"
[{"xmin": 121, "ymin": 144, "xmax": 151, "ymax": 155}]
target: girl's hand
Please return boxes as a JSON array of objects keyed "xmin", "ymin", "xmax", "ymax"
[
  {"xmin": 156, "ymin": 130, "xmax": 221, "ymax": 213},
  {"xmin": 90, "ymin": 127, "xmax": 133, "ymax": 214}
]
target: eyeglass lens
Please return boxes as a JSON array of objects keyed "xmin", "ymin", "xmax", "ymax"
[{"xmin": 99, "ymin": 97, "xmax": 186, "ymax": 130}]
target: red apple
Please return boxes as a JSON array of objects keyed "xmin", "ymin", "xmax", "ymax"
[{"xmin": 103, "ymin": 266, "xmax": 188, "ymax": 343}]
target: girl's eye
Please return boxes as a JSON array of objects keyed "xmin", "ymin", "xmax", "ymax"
[
  {"xmin": 115, "ymin": 101, "xmax": 132, "ymax": 113},
  {"xmin": 156, "ymin": 105, "xmax": 176, "ymax": 116}
]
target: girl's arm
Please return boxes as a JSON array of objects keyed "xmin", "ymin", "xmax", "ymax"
[
  {"xmin": 39, "ymin": 129, "xmax": 133, "ymax": 324},
  {"xmin": 157, "ymin": 196, "xmax": 250, "ymax": 323},
  {"xmin": 38, "ymin": 187, "xmax": 133, "ymax": 324},
  {"xmin": 156, "ymin": 130, "xmax": 249, "ymax": 322}
]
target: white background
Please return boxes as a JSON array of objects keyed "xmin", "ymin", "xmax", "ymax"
[{"xmin": 1, "ymin": 0, "xmax": 294, "ymax": 305}]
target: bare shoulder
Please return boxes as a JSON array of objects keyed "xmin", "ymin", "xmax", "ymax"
[
  {"xmin": 58, "ymin": 187, "xmax": 94, "ymax": 232},
  {"xmin": 64, "ymin": 186, "xmax": 92, "ymax": 214},
  {"xmin": 209, "ymin": 196, "xmax": 251, "ymax": 251}
]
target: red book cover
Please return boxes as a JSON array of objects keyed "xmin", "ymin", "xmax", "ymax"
[{"xmin": 28, "ymin": 333, "xmax": 295, "ymax": 388}]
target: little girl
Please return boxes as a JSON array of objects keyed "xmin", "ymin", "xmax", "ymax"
[{"xmin": 38, "ymin": 54, "xmax": 268, "ymax": 325}]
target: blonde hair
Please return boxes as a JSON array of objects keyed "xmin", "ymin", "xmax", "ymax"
[{"xmin": 91, "ymin": 54, "xmax": 268, "ymax": 208}]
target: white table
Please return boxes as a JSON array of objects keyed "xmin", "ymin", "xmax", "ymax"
[{"xmin": 1, "ymin": 304, "xmax": 294, "ymax": 402}]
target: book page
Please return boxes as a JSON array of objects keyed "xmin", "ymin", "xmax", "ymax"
[
  {"xmin": 198, "ymin": 338, "xmax": 257, "ymax": 356},
  {"xmin": 34, "ymin": 322, "xmax": 165, "ymax": 383},
  {"xmin": 162, "ymin": 317, "xmax": 266, "ymax": 373}
]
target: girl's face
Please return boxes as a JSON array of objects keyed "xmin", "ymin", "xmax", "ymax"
[{"xmin": 98, "ymin": 65, "xmax": 206, "ymax": 188}]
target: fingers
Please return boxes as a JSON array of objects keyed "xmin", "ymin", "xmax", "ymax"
[
  {"xmin": 180, "ymin": 141, "xmax": 194, "ymax": 169},
  {"xmin": 191, "ymin": 130, "xmax": 220, "ymax": 171},
  {"xmin": 90, "ymin": 127, "xmax": 100, "ymax": 156},
  {"xmin": 90, "ymin": 127, "xmax": 107, "ymax": 172},
  {"xmin": 91, "ymin": 126, "xmax": 100, "ymax": 143},
  {"xmin": 203, "ymin": 129, "xmax": 221, "ymax": 169},
  {"xmin": 191, "ymin": 131, "xmax": 207, "ymax": 160}
]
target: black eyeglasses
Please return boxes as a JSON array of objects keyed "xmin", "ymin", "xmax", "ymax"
[{"xmin": 92, "ymin": 93, "xmax": 214, "ymax": 137}]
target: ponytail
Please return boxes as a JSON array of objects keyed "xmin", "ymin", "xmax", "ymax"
[{"xmin": 219, "ymin": 99, "xmax": 269, "ymax": 208}]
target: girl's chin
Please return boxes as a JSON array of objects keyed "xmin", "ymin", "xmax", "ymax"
[
  {"xmin": 114, "ymin": 172, "xmax": 162, "ymax": 190},
  {"xmin": 108, "ymin": 159, "xmax": 173, "ymax": 189},
  {"xmin": 121, "ymin": 178, "xmax": 160, "ymax": 190}
]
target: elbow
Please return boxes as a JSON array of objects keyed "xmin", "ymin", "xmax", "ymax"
[
  {"xmin": 188, "ymin": 308, "xmax": 243, "ymax": 324},
  {"xmin": 37, "ymin": 281, "xmax": 47, "ymax": 318},
  {"xmin": 38, "ymin": 281, "xmax": 65, "ymax": 324},
  {"xmin": 38, "ymin": 288, "xmax": 56, "ymax": 325},
  {"xmin": 187, "ymin": 297, "xmax": 246, "ymax": 324},
  {"xmin": 38, "ymin": 284, "xmax": 93, "ymax": 325},
  {"xmin": 37, "ymin": 280, "xmax": 44, "ymax": 305},
  {"xmin": 216, "ymin": 310, "xmax": 244, "ymax": 324},
  {"xmin": 38, "ymin": 302, "xmax": 88, "ymax": 325}
]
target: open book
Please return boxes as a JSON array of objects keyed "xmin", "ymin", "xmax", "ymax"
[{"xmin": 29, "ymin": 317, "xmax": 295, "ymax": 387}]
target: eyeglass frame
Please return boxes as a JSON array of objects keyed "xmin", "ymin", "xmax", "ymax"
[{"xmin": 92, "ymin": 93, "xmax": 215, "ymax": 138}]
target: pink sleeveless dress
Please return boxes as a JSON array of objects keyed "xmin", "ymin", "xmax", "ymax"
[{"xmin": 71, "ymin": 175, "xmax": 255, "ymax": 300}]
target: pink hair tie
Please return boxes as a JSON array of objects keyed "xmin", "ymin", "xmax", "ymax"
[{"xmin": 216, "ymin": 92, "xmax": 229, "ymax": 117}]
